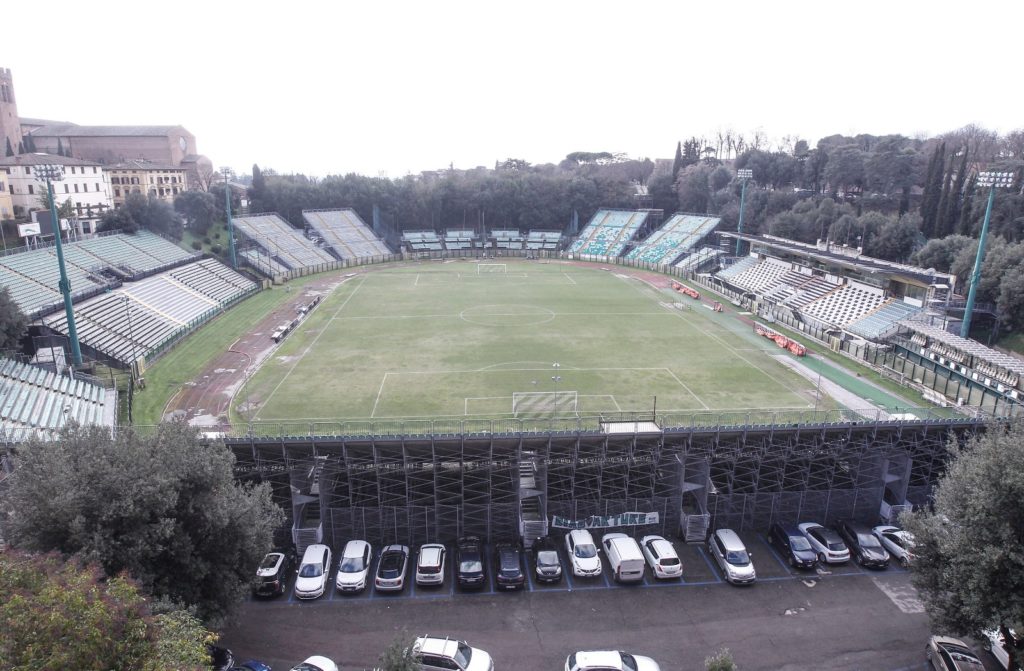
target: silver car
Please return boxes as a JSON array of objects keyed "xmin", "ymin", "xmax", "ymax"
[{"xmin": 872, "ymin": 525, "xmax": 915, "ymax": 568}]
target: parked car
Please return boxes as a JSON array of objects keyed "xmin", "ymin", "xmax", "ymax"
[
  {"xmin": 565, "ymin": 650, "xmax": 661, "ymax": 671},
  {"xmin": 374, "ymin": 544, "xmax": 409, "ymax": 591},
  {"xmin": 981, "ymin": 628, "xmax": 1022, "ymax": 670},
  {"xmin": 768, "ymin": 523, "xmax": 817, "ymax": 570},
  {"xmin": 640, "ymin": 535, "xmax": 682, "ymax": 579},
  {"xmin": 494, "ymin": 542, "xmax": 526, "ymax": 590},
  {"xmin": 837, "ymin": 520, "xmax": 890, "ymax": 569},
  {"xmin": 707, "ymin": 528, "xmax": 756, "ymax": 585},
  {"xmin": 873, "ymin": 525, "xmax": 916, "ymax": 568},
  {"xmin": 926, "ymin": 635, "xmax": 985, "ymax": 670},
  {"xmin": 229, "ymin": 662, "xmax": 272, "ymax": 671},
  {"xmin": 565, "ymin": 529, "xmax": 602, "ymax": 578},
  {"xmin": 416, "ymin": 543, "xmax": 447, "ymax": 587},
  {"xmin": 335, "ymin": 540, "xmax": 372, "ymax": 593},
  {"xmin": 207, "ymin": 644, "xmax": 234, "ymax": 671},
  {"xmin": 253, "ymin": 550, "xmax": 294, "ymax": 597},
  {"xmin": 457, "ymin": 536, "xmax": 487, "ymax": 589},
  {"xmin": 533, "ymin": 536, "xmax": 563, "ymax": 583},
  {"xmin": 602, "ymin": 533, "xmax": 645, "ymax": 583},
  {"xmin": 294, "ymin": 544, "xmax": 332, "ymax": 599},
  {"xmin": 412, "ymin": 635, "xmax": 494, "ymax": 671},
  {"xmin": 798, "ymin": 522, "xmax": 850, "ymax": 564},
  {"xmin": 289, "ymin": 657, "xmax": 339, "ymax": 671}
]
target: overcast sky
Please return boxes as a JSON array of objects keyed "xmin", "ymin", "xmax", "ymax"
[{"xmin": 4, "ymin": 1, "xmax": 1022, "ymax": 178}]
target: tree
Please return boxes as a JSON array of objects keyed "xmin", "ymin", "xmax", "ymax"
[
  {"xmin": 672, "ymin": 141, "xmax": 684, "ymax": 181},
  {"xmin": 0, "ymin": 551, "xmax": 210, "ymax": 671},
  {"xmin": 911, "ymin": 235, "xmax": 973, "ymax": 273},
  {"xmin": 866, "ymin": 213, "xmax": 921, "ymax": 262},
  {"xmin": 99, "ymin": 193, "xmax": 184, "ymax": 239},
  {"xmin": 378, "ymin": 633, "xmax": 420, "ymax": 671},
  {"xmin": 38, "ymin": 188, "xmax": 75, "ymax": 220},
  {"xmin": 903, "ymin": 422, "xmax": 1024, "ymax": 671},
  {"xmin": 705, "ymin": 647, "xmax": 737, "ymax": 671},
  {"xmin": 1, "ymin": 422, "xmax": 286, "ymax": 622},
  {"xmin": 920, "ymin": 142, "xmax": 946, "ymax": 238},
  {"xmin": 174, "ymin": 190, "xmax": 217, "ymax": 234},
  {"xmin": 0, "ymin": 286, "xmax": 27, "ymax": 350}
]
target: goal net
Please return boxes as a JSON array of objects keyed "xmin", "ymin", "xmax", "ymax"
[
  {"xmin": 512, "ymin": 391, "xmax": 578, "ymax": 416},
  {"xmin": 477, "ymin": 263, "xmax": 506, "ymax": 274}
]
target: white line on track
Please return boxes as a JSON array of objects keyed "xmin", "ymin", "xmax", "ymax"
[{"xmin": 256, "ymin": 276, "xmax": 366, "ymax": 418}]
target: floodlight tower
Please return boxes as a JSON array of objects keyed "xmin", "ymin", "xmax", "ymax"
[
  {"xmin": 960, "ymin": 171, "xmax": 1016, "ymax": 338},
  {"xmin": 36, "ymin": 163, "xmax": 82, "ymax": 366},
  {"xmin": 221, "ymin": 167, "xmax": 237, "ymax": 269},
  {"xmin": 735, "ymin": 169, "xmax": 753, "ymax": 256}
]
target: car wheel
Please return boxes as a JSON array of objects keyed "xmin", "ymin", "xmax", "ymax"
[
  {"xmin": 789, "ymin": 555, "xmax": 797, "ymax": 568},
  {"xmin": 818, "ymin": 553, "xmax": 826, "ymax": 564}
]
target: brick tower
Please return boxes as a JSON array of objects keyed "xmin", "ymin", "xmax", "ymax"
[{"xmin": 0, "ymin": 68, "xmax": 21, "ymax": 156}]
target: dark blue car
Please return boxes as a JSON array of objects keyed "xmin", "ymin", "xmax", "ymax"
[{"xmin": 769, "ymin": 523, "xmax": 818, "ymax": 569}]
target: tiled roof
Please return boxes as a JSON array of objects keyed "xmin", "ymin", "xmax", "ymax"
[
  {"xmin": 0, "ymin": 152, "xmax": 101, "ymax": 167},
  {"xmin": 29, "ymin": 123, "xmax": 186, "ymax": 138}
]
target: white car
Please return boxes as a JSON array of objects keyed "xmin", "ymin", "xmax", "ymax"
[
  {"xmin": 640, "ymin": 535, "xmax": 682, "ymax": 579},
  {"xmin": 565, "ymin": 650, "xmax": 661, "ymax": 671},
  {"xmin": 872, "ymin": 525, "xmax": 915, "ymax": 568},
  {"xmin": 335, "ymin": 540, "xmax": 372, "ymax": 592},
  {"xmin": 294, "ymin": 544, "xmax": 332, "ymax": 599},
  {"xmin": 565, "ymin": 529, "xmax": 602, "ymax": 577},
  {"xmin": 798, "ymin": 522, "xmax": 850, "ymax": 564},
  {"xmin": 416, "ymin": 543, "xmax": 447, "ymax": 586},
  {"xmin": 290, "ymin": 656, "xmax": 339, "ymax": 671},
  {"xmin": 374, "ymin": 544, "xmax": 410, "ymax": 591},
  {"xmin": 981, "ymin": 628, "xmax": 1021, "ymax": 670},
  {"xmin": 412, "ymin": 636, "xmax": 494, "ymax": 671}
]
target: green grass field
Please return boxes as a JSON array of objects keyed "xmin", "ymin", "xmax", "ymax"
[{"xmin": 239, "ymin": 260, "xmax": 827, "ymax": 421}]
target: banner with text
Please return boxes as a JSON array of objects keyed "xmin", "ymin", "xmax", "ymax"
[{"xmin": 550, "ymin": 512, "xmax": 659, "ymax": 529}]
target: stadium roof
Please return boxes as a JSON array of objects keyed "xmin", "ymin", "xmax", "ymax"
[
  {"xmin": 900, "ymin": 320, "xmax": 1024, "ymax": 376},
  {"xmin": 722, "ymin": 232, "xmax": 953, "ymax": 287},
  {"xmin": 28, "ymin": 123, "xmax": 186, "ymax": 138}
]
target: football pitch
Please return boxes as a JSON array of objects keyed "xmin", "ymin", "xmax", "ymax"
[{"xmin": 239, "ymin": 260, "xmax": 827, "ymax": 421}]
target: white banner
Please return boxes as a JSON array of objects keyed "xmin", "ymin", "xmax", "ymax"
[{"xmin": 551, "ymin": 512, "xmax": 659, "ymax": 529}]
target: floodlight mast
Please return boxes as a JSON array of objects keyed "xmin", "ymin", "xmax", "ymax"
[
  {"xmin": 37, "ymin": 163, "xmax": 83, "ymax": 366},
  {"xmin": 221, "ymin": 167, "xmax": 237, "ymax": 269},
  {"xmin": 960, "ymin": 171, "xmax": 1016, "ymax": 338},
  {"xmin": 735, "ymin": 169, "xmax": 753, "ymax": 256}
]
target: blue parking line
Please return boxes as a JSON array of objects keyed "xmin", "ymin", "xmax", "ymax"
[
  {"xmin": 600, "ymin": 567, "xmax": 611, "ymax": 588},
  {"xmin": 409, "ymin": 576, "xmax": 416, "ymax": 598},
  {"xmin": 696, "ymin": 546, "xmax": 723, "ymax": 583},
  {"xmin": 762, "ymin": 536, "xmax": 796, "ymax": 573},
  {"xmin": 525, "ymin": 564, "xmax": 535, "ymax": 592}
]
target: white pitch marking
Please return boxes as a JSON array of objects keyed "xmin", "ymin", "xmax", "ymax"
[
  {"xmin": 564, "ymin": 272, "xmax": 578, "ymax": 285},
  {"xmin": 871, "ymin": 577, "xmax": 925, "ymax": 614},
  {"xmin": 664, "ymin": 368, "xmax": 710, "ymax": 410},
  {"xmin": 370, "ymin": 372, "xmax": 389, "ymax": 418},
  {"xmin": 414, "ymin": 274, "xmax": 420, "ymax": 286}
]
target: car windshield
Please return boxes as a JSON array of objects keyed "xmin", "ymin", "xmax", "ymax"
[
  {"xmin": 460, "ymin": 559, "xmax": 483, "ymax": 573},
  {"xmin": 340, "ymin": 556, "xmax": 366, "ymax": 573},
  {"xmin": 537, "ymin": 550, "xmax": 559, "ymax": 566},
  {"xmin": 499, "ymin": 551, "xmax": 519, "ymax": 571},
  {"xmin": 298, "ymin": 563, "xmax": 323, "ymax": 578},
  {"xmin": 380, "ymin": 553, "xmax": 404, "ymax": 576},
  {"xmin": 574, "ymin": 543, "xmax": 597, "ymax": 559},
  {"xmin": 790, "ymin": 536, "xmax": 812, "ymax": 551},
  {"xmin": 620, "ymin": 653, "xmax": 638, "ymax": 671},
  {"xmin": 454, "ymin": 642, "xmax": 472, "ymax": 667},
  {"xmin": 726, "ymin": 550, "xmax": 750, "ymax": 566},
  {"xmin": 857, "ymin": 533, "xmax": 882, "ymax": 549}
]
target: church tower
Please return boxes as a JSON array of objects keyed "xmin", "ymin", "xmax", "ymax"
[{"xmin": 0, "ymin": 68, "xmax": 22, "ymax": 155}]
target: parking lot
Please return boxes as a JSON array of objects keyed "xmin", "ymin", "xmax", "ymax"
[{"xmin": 249, "ymin": 530, "xmax": 904, "ymax": 607}]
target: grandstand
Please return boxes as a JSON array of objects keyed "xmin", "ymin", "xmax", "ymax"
[
  {"xmin": 302, "ymin": 209, "xmax": 390, "ymax": 259},
  {"xmin": 491, "ymin": 229, "xmax": 524, "ymax": 250},
  {"xmin": 675, "ymin": 247, "xmax": 722, "ymax": 273},
  {"xmin": 232, "ymin": 213, "xmax": 336, "ymax": 270},
  {"xmin": 43, "ymin": 260, "xmax": 256, "ymax": 365},
  {"xmin": 0, "ymin": 231, "xmax": 199, "ymax": 318},
  {"xmin": 569, "ymin": 209, "xmax": 649, "ymax": 257},
  {"xmin": 526, "ymin": 230, "xmax": 562, "ymax": 250},
  {"xmin": 442, "ymin": 229, "xmax": 477, "ymax": 251},
  {"xmin": 0, "ymin": 357, "xmax": 115, "ymax": 440},
  {"xmin": 625, "ymin": 214, "xmax": 719, "ymax": 265},
  {"xmin": 847, "ymin": 301, "xmax": 922, "ymax": 339},
  {"xmin": 402, "ymin": 230, "xmax": 443, "ymax": 251},
  {"xmin": 240, "ymin": 249, "xmax": 289, "ymax": 277}
]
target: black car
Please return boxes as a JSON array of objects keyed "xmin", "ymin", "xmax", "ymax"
[
  {"xmin": 533, "ymin": 536, "xmax": 563, "ymax": 583},
  {"xmin": 494, "ymin": 542, "xmax": 526, "ymax": 590},
  {"xmin": 837, "ymin": 520, "xmax": 890, "ymax": 569},
  {"xmin": 207, "ymin": 644, "xmax": 235, "ymax": 671},
  {"xmin": 456, "ymin": 536, "xmax": 487, "ymax": 589},
  {"xmin": 768, "ymin": 523, "xmax": 817, "ymax": 570},
  {"xmin": 252, "ymin": 549, "xmax": 295, "ymax": 597}
]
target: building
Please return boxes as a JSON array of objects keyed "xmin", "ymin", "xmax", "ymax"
[
  {"xmin": 106, "ymin": 159, "xmax": 187, "ymax": 208},
  {"xmin": 2, "ymin": 67, "xmax": 213, "ymax": 191},
  {"xmin": 0, "ymin": 171, "xmax": 13, "ymax": 220},
  {"xmin": 0, "ymin": 153, "xmax": 112, "ymax": 233}
]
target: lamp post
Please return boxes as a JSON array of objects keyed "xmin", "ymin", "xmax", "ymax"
[
  {"xmin": 122, "ymin": 295, "xmax": 138, "ymax": 379},
  {"xmin": 960, "ymin": 171, "xmax": 1016, "ymax": 339},
  {"xmin": 221, "ymin": 167, "xmax": 237, "ymax": 269},
  {"xmin": 36, "ymin": 164, "xmax": 83, "ymax": 367},
  {"xmin": 735, "ymin": 169, "xmax": 753, "ymax": 256}
]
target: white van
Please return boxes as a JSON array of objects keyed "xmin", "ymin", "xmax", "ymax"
[{"xmin": 601, "ymin": 533, "xmax": 645, "ymax": 583}]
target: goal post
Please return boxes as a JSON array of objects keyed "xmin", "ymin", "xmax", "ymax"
[
  {"xmin": 477, "ymin": 263, "xmax": 507, "ymax": 274},
  {"xmin": 512, "ymin": 390, "xmax": 578, "ymax": 416}
]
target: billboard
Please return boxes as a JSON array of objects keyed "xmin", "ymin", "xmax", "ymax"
[{"xmin": 17, "ymin": 222, "xmax": 41, "ymax": 237}]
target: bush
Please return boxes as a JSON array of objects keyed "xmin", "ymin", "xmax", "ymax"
[
  {"xmin": 190, "ymin": 240, "xmax": 202, "ymax": 250},
  {"xmin": 202, "ymin": 237, "xmax": 212, "ymax": 245},
  {"xmin": 706, "ymin": 647, "xmax": 736, "ymax": 671},
  {"xmin": 210, "ymin": 244, "xmax": 223, "ymax": 255},
  {"xmin": 213, "ymin": 232, "xmax": 221, "ymax": 240}
]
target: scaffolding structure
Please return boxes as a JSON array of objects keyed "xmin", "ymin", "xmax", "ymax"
[{"xmin": 225, "ymin": 416, "xmax": 983, "ymax": 553}]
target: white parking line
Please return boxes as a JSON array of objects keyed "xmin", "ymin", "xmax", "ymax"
[{"xmin": 872, "ymin": 577, "xmax": 925, "ymax": 613}]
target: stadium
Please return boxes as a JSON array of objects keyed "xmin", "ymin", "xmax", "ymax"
[{"xmin": 1, "ymin": 206, "xmax": 1011, "ymax": 553}]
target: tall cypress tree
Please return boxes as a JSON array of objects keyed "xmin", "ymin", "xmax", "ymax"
[
  {"xmin": 958, "ymin": 175, "xmax": 977, "ymax": 236},
  {"xmin": 65, "ymin": 139, "xmax": 73, "ymax": 157},
  {"xmin": 16, "ymin": 141, "xmax": 24, "ymax": 155},
  {"xmin": 920, "ymin": 142, "xmax": 945, "ymax": 238},
  {"xmin": 672, "ymin": 141, "xmax": 683, "ymax": 182},
  {"xmin": 935, "ymin": 152, "xmax": 954, "ymax": 238},
  {"xmin": 57, "ymin": 138, "xmax": 64, "ymax": 157},
  {"xmin": 4, "ymin": 137, "xmax": 13, "ymax": 157},
  {"xmin": 944, "ymin": 149, "xmax": 969, "ymax": 235}
]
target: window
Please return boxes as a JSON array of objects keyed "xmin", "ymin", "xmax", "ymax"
[
  {"xmin": 115, "ymin": 188, "xmax": 121, "ymax": 197},
  {"xmin": 75, "ymin": 202, "xmax": 82, "ymax": 214},
  {"xmin": 27, "ymin": 184, "xmax": 34, "ymax": 195},
  {"xmin": 64, "ymin": 184, "xmax": 69, "ymax": 193},
  {"xmin": 25, "ymin": 167, "xmax": 31, "ymax": 175},
  {"xmin": 95, "ymin": 183, "xmax": 100, "ymax": 192},
  {"xmin": 111, "ymin": 177, "xmax": 118, "ymax": 185},
  {"xmin": 92, "ymin": 167, "xmax": 97, "ymax": 174},
  {"xmin": 74, "ymin": 184, "xmax": 79, "ymax": 193}
]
